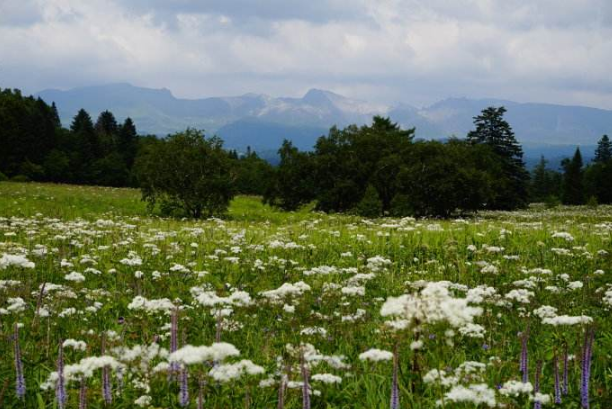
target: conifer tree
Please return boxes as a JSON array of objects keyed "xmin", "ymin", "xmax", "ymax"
[
  {"xmin": 561, "ymin": 148, "xmax": 584, "ymax": 205},
  {"xmin": 467, "ymin": 106, "xmax": 529, "ymax": 209},
  {"xmin": 594, "ymin": 135, "xmax": 611, "ymax": 163}
]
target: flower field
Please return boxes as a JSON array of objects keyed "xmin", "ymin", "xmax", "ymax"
[{"xmin": 1, "ymin": 182, "xmax": 611, "ymax": 408}]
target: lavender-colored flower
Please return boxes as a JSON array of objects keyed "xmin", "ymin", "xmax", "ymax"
[
  {"xmin": 79, "ymin": 377, "xmax": 87, "ymax": 409},
  {"xmin": 554, "ymin": 353, "xmax": 561, "ymax": 404},
  {"xmin": 170, "ymin": 307, "xmax": 179, "ymax": 375},
  {"xmin": 301, "ymin": 354, "xmax": 311, "ymax": 409},
  {"xmin": 56, "ymin": 342, "xmax": 67, "ymax": 409},
  {"xmin": 390, "ymin": 345, "xmax": 399, "ymax": 409},
  {"xmin": 520, "ymin": 326, "xmax": 529, "ymax": 383},
  {"xmin": 101, "ymin": 337, "xmax": 112, "ymax": 404},
  {"xmin": 581, "ymin": 328, "xmax": 595, "ymax": 408},
  {"xmin": 562, "ymin": 344, "xmax": 569, "ymax": 396},
  {"xmin": 534, "ymin": 360, "xmax": 542, "ymax": 409},
  {"xmin": 13, "ymin": 324, "xmax": 25, "ymax": 400},
  {"xmin": 179, "ymin": 365, "xmax": 189, "ymax": 407}
]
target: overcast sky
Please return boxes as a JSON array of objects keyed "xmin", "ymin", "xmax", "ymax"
[{"xmin": 1, "ymin": 0, "xmax": 611, "ymax": 108}]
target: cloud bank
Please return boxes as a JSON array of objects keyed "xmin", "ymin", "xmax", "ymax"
[{"xmin": 1, "ymin": 0, "xmax": 611, "ymax": 108}]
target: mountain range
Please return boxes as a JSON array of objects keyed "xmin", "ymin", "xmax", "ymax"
[{"xmin": 37, "ymin": 83, "xmax": 612, "ymax": 165}]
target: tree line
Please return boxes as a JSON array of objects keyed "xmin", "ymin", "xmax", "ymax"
[
  {"xmin": 1, "ymin": 87, "xmax": 611, "ymax": 217},
  {"xmin": 530, "ymin": 136, "xmax": 612, "ymax": 207},
  {"xmin": 0, "ymin": 88, "xmax": 273, "ymax": 196}
]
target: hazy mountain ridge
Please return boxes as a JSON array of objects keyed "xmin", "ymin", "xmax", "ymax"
[{"xmin": 37, "ymin": 84, "xmax": 612, "ymax": 159}]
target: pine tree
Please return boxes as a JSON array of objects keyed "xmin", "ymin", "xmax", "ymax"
[
  {"xmin": 95, "ymin": 111, "xmax": 118, "ymax": 136},
  {"xmin": 594, "ymin": 135, "xmax": 611, "ymax": 163},
  {"xmin": 50, "ymin": 102, "xmax": 61, "ymax": 128},
  {"xmin": 117, "ymin": 118, "xmax": 138, "ymax": 168},
  {"xmin": 562, "ymin": 148, "xmax": 584, "ymax": 205},
  {"xmin": 467, "ymin": 106, "xmax": 529, "ymax": 209}
]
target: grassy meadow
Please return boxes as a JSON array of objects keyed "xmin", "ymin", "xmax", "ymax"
[{"xmin": 1, "ymin": 181, "xmax": 611, "ymax": 408}]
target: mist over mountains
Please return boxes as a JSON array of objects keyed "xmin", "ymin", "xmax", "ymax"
[{"xmin": 38, "ymin": 83, "xmax": 611, "ymax": 165}]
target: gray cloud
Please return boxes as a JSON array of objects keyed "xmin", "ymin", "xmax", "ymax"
[{"xmin": 0, "ymin": 0, "xmax": 611, "ymax": 109}]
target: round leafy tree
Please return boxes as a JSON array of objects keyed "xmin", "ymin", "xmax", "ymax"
[{"xmin": 135, "ymin": 129, "xmax": 235, "ymax": 218}]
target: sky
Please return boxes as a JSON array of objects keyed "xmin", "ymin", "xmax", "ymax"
[{"xmin": 1, "ymin": 0, "xmax": 611, "ymax": 108}]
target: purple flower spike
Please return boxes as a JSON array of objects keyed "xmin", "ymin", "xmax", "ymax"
[
  {"xmin": 520, "ymin": 326, "xmax": 530, "ymax": 383},
  {"xmin": 562, "ymin": 344, "xmax": 569, "ymax": 396},
  {"xmin": 101, "ymin": 336, "xmax": 112, "ymax": 404},
  {"xmin": 554, "ymin": 353, "xmax": 561, "ymax": 404},
  {"xmin": 13, "ymin": 324, "xmax": 26, "ymax": 400},
  {"xmin": 179, "ymin": 365, "xmax": 189, "ymax": 407},
  {"xmin": 170, "ymin": 307, "xmax": 180, "ymax": 375},
  {"xmin": 56, "ymin": 342, "xmax": 67, "ymax": 408},
  {"xmin": 581, "ymin": 328, "xmax": 595, "ymax": 409},
  {"xmin": 534, "ymin": 360, "xmax": 542, "ymax": 409},
  {"xmin": 79, "ymin": 377, "xmax": 87, "ymax": 409},
  {"xmin": 390, "ymin": 345, "xmax": 399, "ymax": 409},
  {"xmin": 301, "ymin": 354, "xmax": 311, "ymax": 409}
]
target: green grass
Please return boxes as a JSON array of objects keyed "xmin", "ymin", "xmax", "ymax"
[{"xmin": 0, "ymin": 182, "xmax": 611, "ymax": 408}]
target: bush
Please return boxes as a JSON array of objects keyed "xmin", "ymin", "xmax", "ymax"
[
  {"xmin": 11, "ymin": 174, "xmax": 30, "ymax": 182},
  {"xmin": 354, "ymin": 185, "xmax": 383, "ymax": 218},
  {"xmin": 135, "ymin": 129, "xmax": 235, "ymax": 218},
  {"xmin": 0, "ymin": 171, "xmax": 7, "ymax": 182},
  {"xmin": 544, "ymin": 195, "xmax": 561, "ymax": 209}
]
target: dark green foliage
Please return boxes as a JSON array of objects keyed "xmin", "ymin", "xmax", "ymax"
[
  {"xmin": 117, "ymin": 118, "xmax": 139, "ymax": 169},
  {"xmin": 0, "ymin": 172, "xmax": 7, "ymax": 181},
  {"xmin": 43, "ymin": 150, "xmax": 71, "ymax": 183},
  {"xmin": 562, "ymin": 148, "xmax": 585, "ymax": 205},
  {"xmin": 264, "ymin": 140, "xmax": 316, "ymax": 211},
  {"xmin": 529, "ymin": 156, "xmax": 563, "ymax": 202},
  {"xmin": 594, "ymin": 135, "xmax": 612, "ymax": 163},
  {"xmin": 467, "ymin": 106, "xmax": 529, "ymax": 209},
  {"xmin": 354, "ymin": 184, "xmax": 383, "ymax": 217},
  {"xmin": 394, "ymin": 140, "xmax": 495, "ymax": 217},
  {"xmin": 0, "ymin": 88, "xmax": 58, "ymax": 176},
  {"xmin": 232, "ymin": 147, "xmax": 275, "ymax": 195},
  {"xmin": 135, "ymin": 129, "xmax": 235, "ymax": 218},
  {"xmin": 312, "ymin": 116, "xmax": 414, "ymax": 213}
]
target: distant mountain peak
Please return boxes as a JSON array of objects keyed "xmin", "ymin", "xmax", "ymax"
[{"xmin": 36, "ymin": 83, "xmax": 612, "ymax": 150}]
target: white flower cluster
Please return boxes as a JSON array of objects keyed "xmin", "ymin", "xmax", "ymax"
[
  {"xmin": 358, "ymin": 348, "xmax": 393, "ymax": 362},
  {"xmin": 380, "ymin": 281, "xmax": 483, "ymax": 330},
  {"xmin": 209, "ymin": 359, "xmax": 265, "ymax": 382},
  {"xmin": 127, "ymin": 296, "xmax": 175, "ymax": 314},
  {"xmin": 260, "ymin": 281, "xmax": 311, "ymax": 303},
  {"xmin": 168, "ymin": 342, "xmax": 240, "ymax": 365},
  {"xmin": 440, "ymin": 383, "xmax": 496, "ymax": 407},
  {"xmin": 0, "ymin": 253, "xmax": 35, "ymax": 269}
]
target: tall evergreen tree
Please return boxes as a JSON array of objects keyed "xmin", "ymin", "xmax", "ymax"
[
  {"xmin": 561, "ymin": 148, "xmax": 585, "ymax": 205},
  {"xmin": 50, "ymin": 102, "xmax": 61, "ymax": 128},
  {"xmin": 95, "ymin": 110, "xmax": 118, "ymax": 136},
  {"xmin": 70, "ymin": 109, "xmax": 100, "ymax": 182},
  {"xmin": 117, "ymin": 117, "xmax": 138, "ymax": 168},
  {"xmin": 594, "ymin": 135, "xmax": 612, "ymax": 163},
  {"xmin": 467, "ymin": 106, "xmax": 529, "ymax": 209}
]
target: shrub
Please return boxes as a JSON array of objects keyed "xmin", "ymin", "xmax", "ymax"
[{"xmin": 135, "ymin": 129, "xmax": 235, "ymax": 218}]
